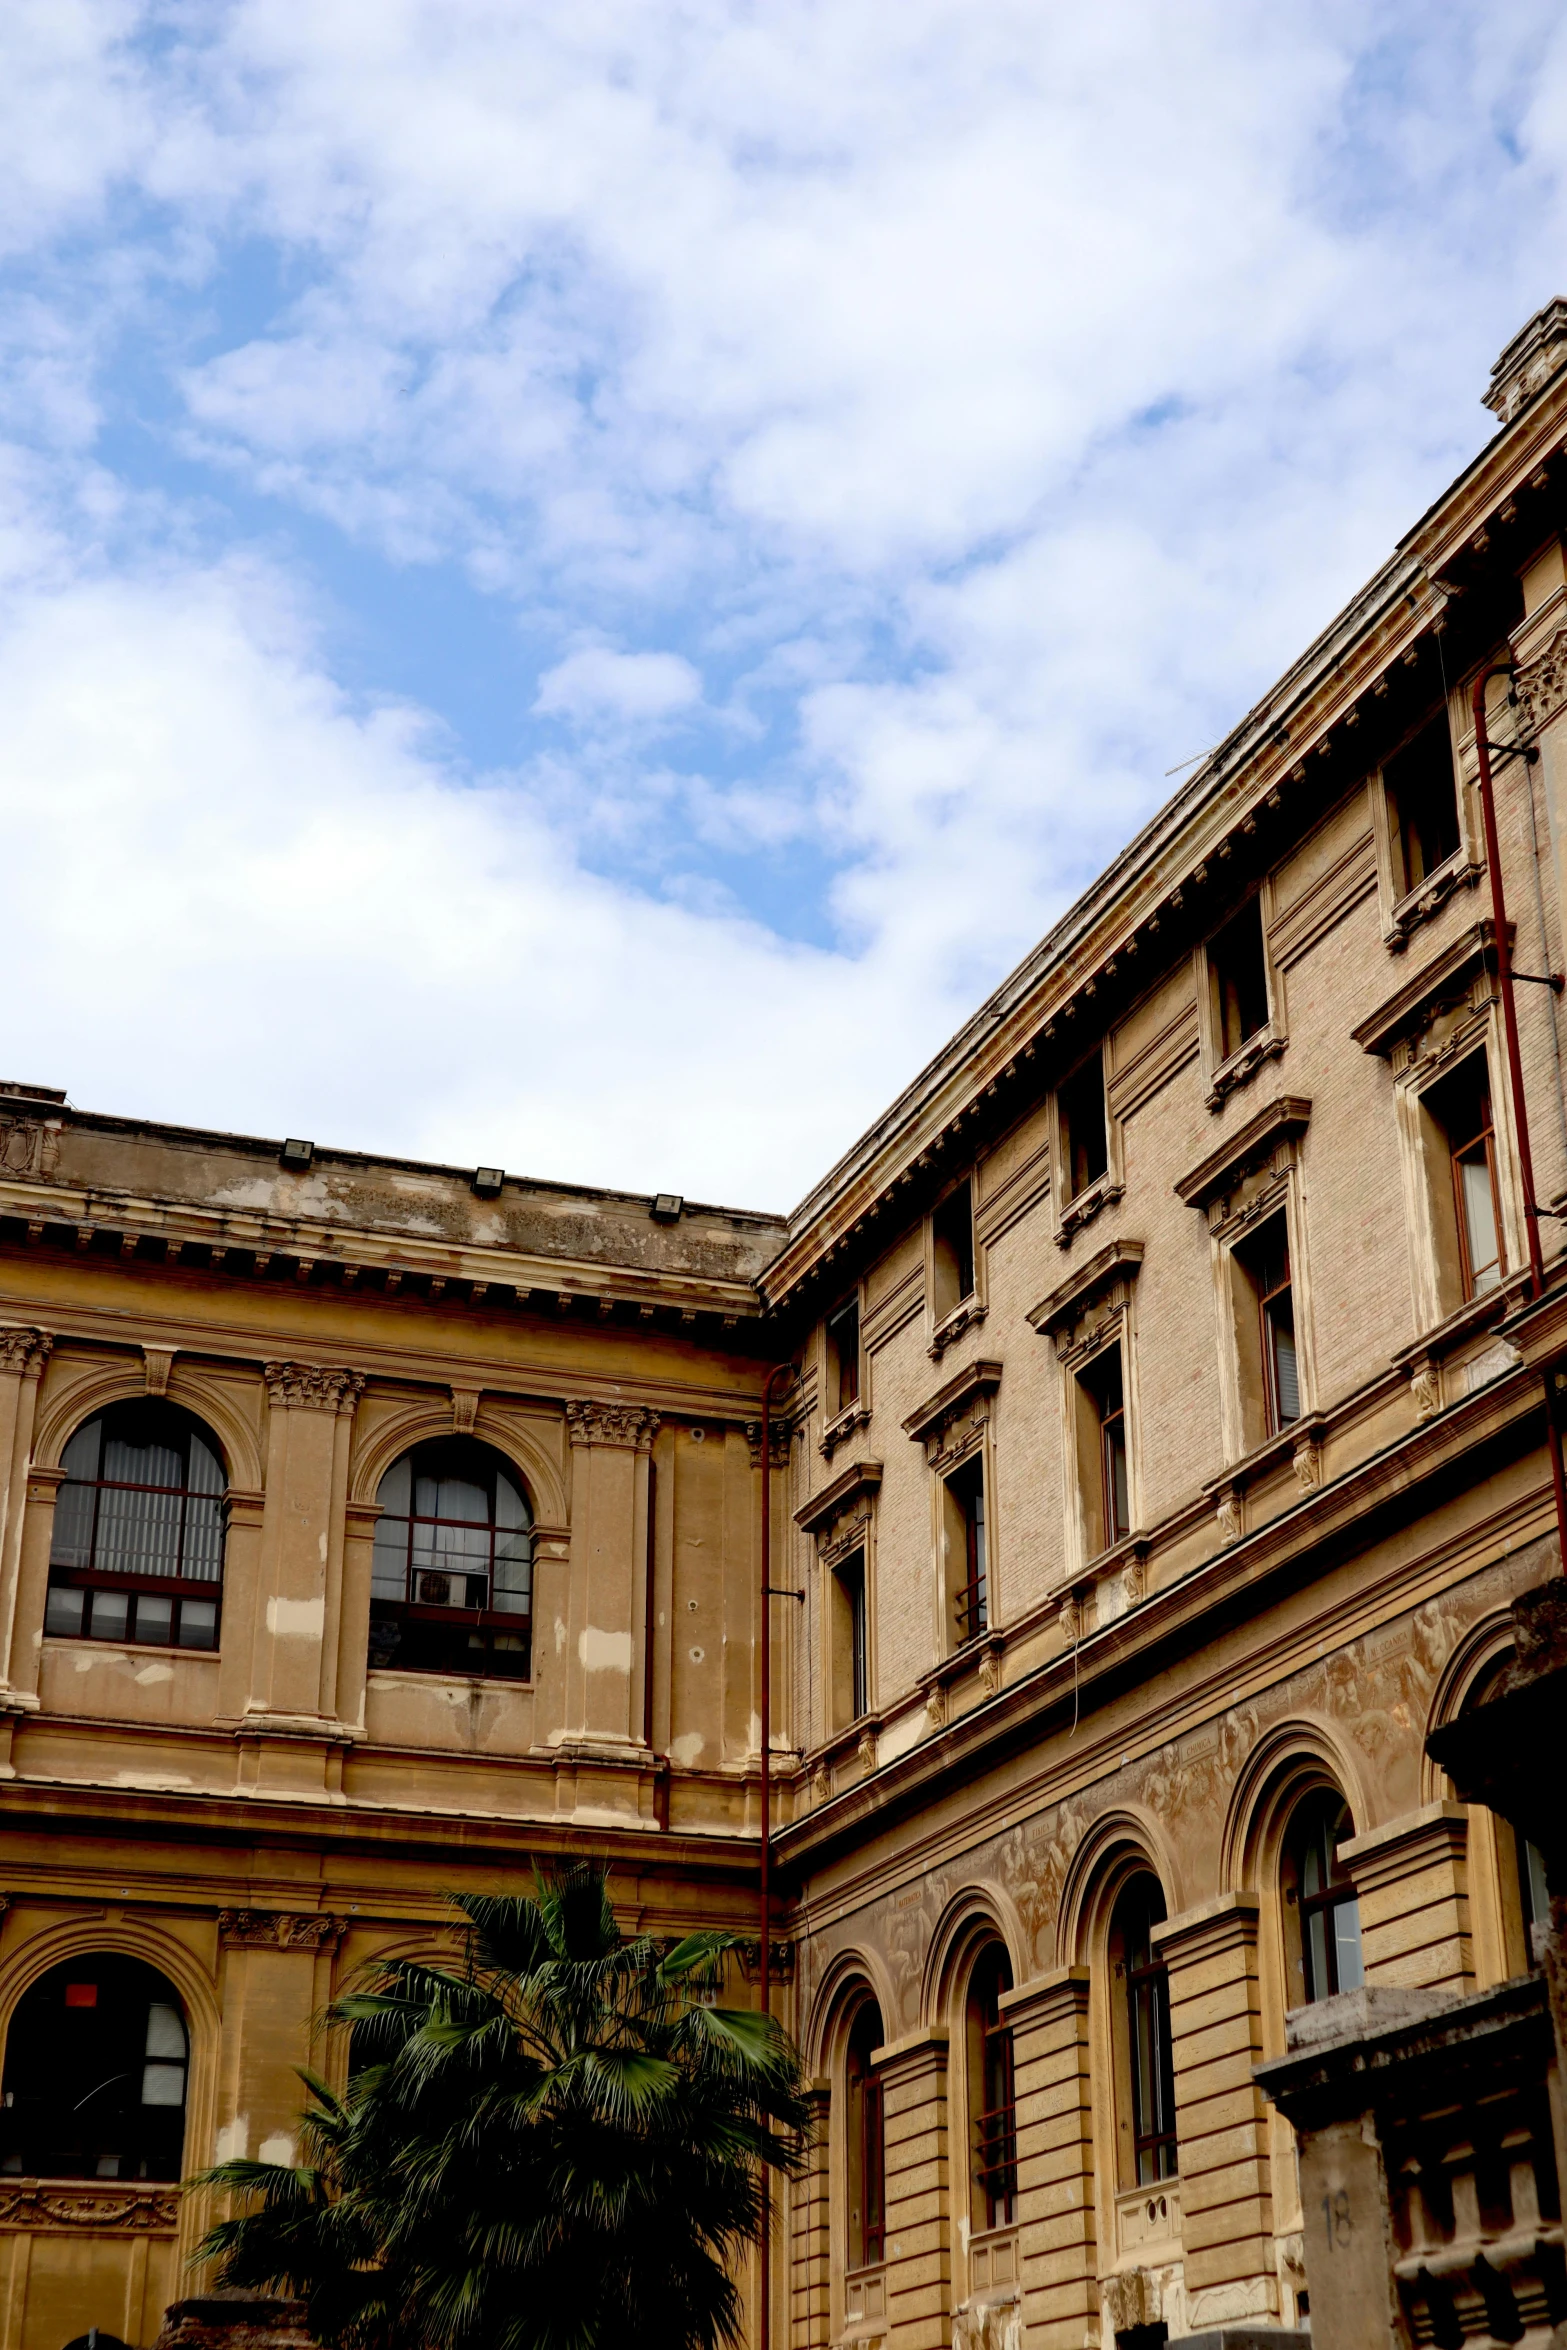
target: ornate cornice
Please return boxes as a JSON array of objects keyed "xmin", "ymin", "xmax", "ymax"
[
  {"xmin": 0, "ymin": 1325, "xmax": 52, "ymax": 1379},
  {"xmin": 1027, "ymin": 1240, "xmax": 1145, "ymax": 1343},
  {"xmin": 565, "ymin": 1401, "xmax": 660, "ymax": 1451},
  {"xmin": 263, "ymin": 1362, "xmax": 365, "ymax": 1414},
  {"xmin": 1174, "ymin": 1097, "xmax": 1313, "ymax": 1213},
  {"xmin": 218, "ymin": 1909, "xmax": 346, "ymax": 1949}
]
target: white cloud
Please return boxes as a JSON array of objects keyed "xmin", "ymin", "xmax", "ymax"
[{"xmin": 534, "ymin": 646, "xmax": 701, "ymax": 724}]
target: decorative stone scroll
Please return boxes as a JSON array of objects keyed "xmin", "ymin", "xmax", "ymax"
[
  {"xmin": 218, "ymin": 1910, "xmax": 346, "ymax": 1950},
  {"xmin": 263, "ymin": 1363, "xmax": 365, "ymax": 1414},
  {"xmin": 0, "ymin": 2184, "xmax": 178, "ymax": 2231},
  {"xmin": 1028, "ymin": 1242, "xmax": 1144, "ymax": 1369},
  {"xmin": 565, "ymin": 1401, "xmax": 660, "ymax": 1451},
  {"xmin": 0, "ymin": 1326, "xmax": 52, "ymax": 1379},
  {"xmin": 902, "ymin": 1360, "xmax": 1003, "ymax": 1475},
  {"xmin": 1514, "ymin": 626, "xmax": 1567, "ymax": 737}
]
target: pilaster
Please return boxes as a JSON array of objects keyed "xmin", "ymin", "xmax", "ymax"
[
  {"xmin": 558, "ymin": 1402, "xmax": 659, "ymax": 1752},
  {"xmin": 789, "ymin": 2080, "xmax": 831, "ymax": 2350},
  {"xmin": 873, "ymin": 2026, "xmax": 950, "ymax": 2350},
  {"xmin": 1000, "ymin": 1966, "xmax": 1097, "ymax": 2350},
  {"xmin": 0, "ymin": 1327, "xmax": 51, "ymax": 1719},
  {"xmin": 212, "ymin": 1909, "xmax": 346, "ymax": 2180},
  {"xmin": 1340, "ymin": 1801, "xmax": 1473, "ymax": 1994},
  {"xmin": 1152, "ymin": 1893, "xmax": 1276, "ymax": 2333}
]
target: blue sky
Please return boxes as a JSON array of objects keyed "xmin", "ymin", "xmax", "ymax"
[{"xmin": 3, "ymin": 2, "xmax": 1566, "ymax": 1205}]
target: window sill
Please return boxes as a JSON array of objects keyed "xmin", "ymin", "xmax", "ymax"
[
  {"xmin": 928, "ymin": 1294, "xmax": 986, "ymax": 1360},
  {"xmin": 1204, "ymin": 1021, "xmax": 1287, "ymax": 1111},
  {"xmin": 966, "ymin": 2223, "xmax": 1019, "ymax": 2294},
  {"xmin": 1055, "ymin": 1174, "xmax": 1122, "ymax": 1249},
  {"xmin": 1385, "ymin": 851, "xmax": 1483, "ymax": 951},
  {"xmin": 41, "ymin": 1633, "xmax": 219, "ymax": 1660},
  {"xmin": 819, "ymin": 1398, "xmax": 871, "ymax": 1459},
  {"xmin": 844, "ymin": 2260, "xmax": 888, "ymax": 2331}
]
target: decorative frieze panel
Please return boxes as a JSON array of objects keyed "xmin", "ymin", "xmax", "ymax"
[
  {"xmin": 565, "ymin": 1401, "xmax": 660, "ymax": 1451},
  {"xmin": 1028, "ymin": 1242, "xmax": 1144, "ymax": 1367},
  {"xmin": 0, "ymin": 2184, "xmax": 178, "ymax": 2231},
  {"xmin": 218, "ymin": 1909, "xmax": 346, "ymax": 1950},
  {"xmin": 0, "ymin": 1326, "xmax": 52, "ymax": 1379},
  {"xmin": 1175, "ymin": 1097, "xmax": 1312, "ymax": 1239},
  {"xmin": 263, "ymin": 1363, "xmax": 365, "ymax": 1414},
  {"xmin": 901, "ymin": 1359, "xmax": 1003, "ymax": 1473},
  {"xmin": 1514, "ymin": 625, "xmax": 1567, "ymax": 736}
]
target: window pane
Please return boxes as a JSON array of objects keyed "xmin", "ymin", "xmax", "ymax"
[
  {"xmin": 140, "ymin": 2062, "xmax": 185, "ymax": 2108},
  {"xmin": 144, "ymin": 2005, "xmax": 185, "ymax": 2060},
  {"xmin": 1106, "ymin": 1423, "xmax": 1129, "ymax": 1542},
  {"xmin": 89, "ymin": 1590, "xmax": 129, "ymax": 1641},
  {"xmin": 1269, "ymin": 1304, "xmax": 1300, "ymax": 1425},
  {"xmin": 96, "ymin": 1484, "xmax": 183, "ymax": 1578},
  {"xmin": 182, "ymin": 1496, "xmax": 224, "ymax": 1582},
  {"xmin": 377, "ymin": 1457, "xmax": 412, "ymax": 1515},
  {"xmin": 45, "ymin": 1586, "xmax": 85, "ymax": 1637},
  {"xmin": 371, "ymin": 1518, "xmax": 408, "ymax": 1599},
  {"xmin": 1305, "ymin": 1906, "xmax": 1331, "ymax": 2002},
  {"xmin": 1459, "ymin": 1148, "xmax": 1501, "ymax": 1291},
  {"xmin": 135, "ymin": 1595, "xmax": 174, "ymax": 1645},
  {"xmin": 1333, "ymin": 1896, "xmax": 1364, "ymax": 1992},
  {"xmin": 49, "ymin": 1481, "xmax": 96, "ymax": 1572},
  {"xmin": 60, "ymin": 1421, "xmax": 102, "ymax": 1481},
  {"xmin": 178, "ymin": 1599, "xmax": 218, "ymax": 1649},
  {"xmin": 494, "ymin": 1469, "xmax": 531, "ymax": 1530},
  {"xmin": 415, "ymin": 1472, "xmax": 488, "ymax": 1524},
  {"xmin": 187, "ymin": 1435, "xmax": 224, "ymax": 1496}
]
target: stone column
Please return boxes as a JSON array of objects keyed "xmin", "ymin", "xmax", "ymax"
[
  {"xmin": 0, "ymin": 1327, "xmax": 52, "ymax": 1724},
  {"xmin": 874, "ymin": 2026, "xmax": 951, "ymax": 2350},
  {"xmin": 1153, "ymin": 1893, "xmax": 1277, "ymax": 2334},
  {"xmin": 1340, "ymin": 1802, "xmax": 1472, "ymax": 1995},
  {"xmin": 1002, "ymin": 1965, "xmax": 1099, "ymax": 2350},
  {"xmin": 232, "ymin": 1366, "xmax": 363, "ymax": 1787},
  {"xmin": 788, "ymin": 2080, "xmax": 831, "ymax": 2350}
]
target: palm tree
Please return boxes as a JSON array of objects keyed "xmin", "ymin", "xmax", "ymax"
[{"xmin": 193, "ymin": 1862, "xmax": 811, "ymax": 2350}]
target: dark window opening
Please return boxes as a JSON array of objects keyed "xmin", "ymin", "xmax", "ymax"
[
  {"xmin": 826, "ymin": 1296, "xmax": 861, "ymax": 1414},
  {"xmin": 1426, "ymin": 1053, "xmax": 1504, "ymax": 1301},
  {"xmin": 1386, "ymin": 709, "xmax": 1462, "ymax": 896},
  {"xmin": 1517, "ymin": 1825, "xmax": 1550, "ymax": 1965},
  {"xmin": 845, "ymin": 1999, "xmax": 885, "ymax": 2269},
  {"xmin": 1059, "ymin": 1051, "xmax": 1109, "ymax": 1202},
  {"xmin": 946, "ymin": 1455, "xmax": 988, "ymax": 1644},
  {"xmin": 968, "ymin": 1944, "xmax": 1017, "ymax": 2231},
  {"xmin": 370, "ymin": 1438, "xmax": 533, "ymax": 1681},
  {"xmin": 0, "ymin": 1956, "xmax": 188, "ymax": 2181},
  {"xmin": 1080, "ymin": 1345, "xmax": 1130, "ymax": 1552},
  {"xmin": 932, "ymin": 1182, "xmax": 976, "ymax": 1322},
  {"xmin": 1112, "ymin": 1875, "xmax": 1177, "ymax": 2185},
  {"xmin": 1236, "ymin": 1216, "xmax": 1300, "ymax": 1435},
  {"xmin": 1286, "ymin": 1790, "xmax": 1363, "ymax": 2003},
  {"xmin": 1208, "ymin": 899, "xmax": 1271, "ymax": 1063},
  {"xmin": 45, "ymin": 1403, "xmax": 225, "ymax": 1651},
  {"xmin": 834, "ymin": 1549, "xmax": 869, "ymax": 1725}
]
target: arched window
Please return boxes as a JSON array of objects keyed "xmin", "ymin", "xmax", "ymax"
[
  {"xmin": 966, "ymin": 1942, "xmax": 1016, "ymax": 2233},
  {"xmin": 369, "ymin": 1438, "xmax": 533, "ymax": 1681},
  {"xmin": 1284, "ymin": 1788, "xmax": 1364, "ymax": 2002},
  {"xmin": 0, "ymin": 1957, "xmax": 189, "ymax": 2180},
  {"xmin": 1110, "ymin": 1873, "xmax": 1177, "ymax": 2185},
  {"xmin": 45, "ymin": 1402, "xmax": 226, "ymax": 1650},
  {"xmin": 844, "ymin": 1997, "xmax": 885, "ymax": 2273}
]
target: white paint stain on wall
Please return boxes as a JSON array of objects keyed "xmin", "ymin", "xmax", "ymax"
[
  {"xmin": 215, "ymin": 2116, "xmax": 248, "ymax": 2162},
  {"xmin": 134, "ymin": 1662, "xmax": 174, "ymax": 1685},
  {"xmin": 267, "ymin": 1595, "xmax": 325, "ymax": 1638},
  {"xmin": 578, "ymin": 1627, "xmax": 632, "ymax": 1674},
  {"xmin": 671, "ymin": 1732, "xmax": 705, "ymax": 1766},
  {"xmin": 258, "ymin": 2133, "xmax": 295, "ymax": 2164}
]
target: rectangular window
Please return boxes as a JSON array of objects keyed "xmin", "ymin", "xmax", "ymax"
[
  {"xmin": 1421, "ymin": 1053, "xmax": 1503, "ymax": 1303},
  {"xmin": 943, "ymin": 1455, "xmax": 988, "ymax": 1646},
  {"xmin": 826, "ymin": 1296, "xmax": 861, "ymax": 1413},
  {"xmin": 831, "ymin": 1549, "xmax": 869, "ymax": 1727},
  {"xmin": 1386, "ymin": 709, "xmax": 1461, "ymax": 896},
  {"xmin": 1207, "ymin": 898, "xmax": 1270, "ymax": 1063},
  {"xmin": 1076, "ymin": 1344, "xmax": 1130, "ymax": 1556},
  {"xmin": 1233, "ymin": 1213, "xmax": 1300, "ymax": 1439},
  {"xmin": 861, "ymin": 2074, "xmax": 885, "ymax": 2266},
  {"xmin": 931, "ymin": 1181, "xmax": 976, "ymax": 1322},
  {"xmin": 1058, "ymin": 1050, "xmax": 1108, "ymax": 1202}
]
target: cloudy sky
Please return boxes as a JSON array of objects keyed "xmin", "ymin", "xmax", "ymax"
[{"xmin": 3, "ymin": 4, "xmax": 1565, "ymax": 1209}]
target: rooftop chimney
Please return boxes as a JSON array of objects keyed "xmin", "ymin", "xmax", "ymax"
[{"xmin": 1483, "ymin": 297, "xmax": 1567, "ymax": 426}]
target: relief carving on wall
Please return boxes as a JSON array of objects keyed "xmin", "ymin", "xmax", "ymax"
[
  {"xmin": 263, "ymin": 1363, "xmax": 365, "ymax": 1415},
  {"xmin": 0, "ymin": 1118, "xmax": 61, "ymax": 1183},
  {"xmin": 0, "ymin": 1326, "xmax": 52, "ymax": 1379},
  {"xmin": 1513, "ymin": 627, "xmax": 1567, "ymax": 736},
  {"xmin": 566, "ymin": 1401, "xmax": 661, "ymax": 1452},
  {"xmin": 0, "ymin": 2184, "xmax": 178, "ymax": 2231},
  {"xmin": 745, "ymin": 1416, "xmax": 793, "ymax": 1469},
  {"xmin": 219, "ymin": 1909, "xmax": 346, "ymax": 1950}
]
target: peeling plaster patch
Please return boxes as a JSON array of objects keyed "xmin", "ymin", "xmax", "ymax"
[
  {"xmin": 215, "ymin": 2116, "xmax": 248, "ymax": 2162},
  {"xmin": 258, "ymin": 2133, "xmax": 295, "ymax": 2165},
  {"xmin": 319, "ymin": 1532, "xmax": 328, "ymax": 1563},
  {"xmin": 671, "ymin": 1732, "xmax": 705, "ymax": 1766},
  {"xmin": 555, "ymin": 1617, "xmax": 567, "ymax": 1653},
  {"xmin": 748, "ymin": 1712, "xmax": 761, "ymax": 1751},
  {"xmin": 267, "ymin": 1595, "xmax": 325, "ymax": 1638},
  {"xmin": 579, "ymin": 1627, "xmax": 632, "ymax": 1675},
  {"xmin": 74, "ymin": 1649, "xmax": 126, "ymax": 1670},
  {"xmin": 114, "ymin": 1770, "xmax": 194, "ymax": 1789},
  {"xmin": 134, "ymin": 1662, "xmax": 175, "ymax": 1685}
]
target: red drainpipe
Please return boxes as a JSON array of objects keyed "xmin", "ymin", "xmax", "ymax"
[{"xmin": 1470, "ymin": 662, "xmax": 1567, "ymax": 1567}]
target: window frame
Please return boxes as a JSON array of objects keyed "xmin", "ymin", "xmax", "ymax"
[
  {"xmin": 843, "ymin": 1998, "xmax": 886, "ymax": 2274},
  {"xmin": 1109, "ymin": 1874, "xmax": 1178, "ymax": 2188},
  {"xmin": 0, "ymin": 1955, "xmax": 191, "ymax": 2183},
  {"xmin": 44, "ymin": 1402, "xmax": 228, "ymax": 1654},
  {"xmin": 369, "ymin": 1437, "xmax": 535, "ymax": 1683},
  {"xmin": 1072, "ymin": 1337, "xmax": 1134, "ymax": 1564},
  {"xmin": 966, "ymin": 1944, "xmax": 1017, "ymax": 2234},
  {"xmin": 942, "ymin": 1451, "xmax": 989, "ymax": 1648},
  {"xmin": 825, "ymin": 1294, "xmax": 863, "ymax": 1417},
  {"xmin": 1371, "ymin": 692, "xmax": 1476, "ymax": 946},
  {"xmin": 1199, "ymin": 890, "xmax": 1286, "ymax": 1107},
  {"xmin": 1283, "ymin": 1788, "xmax": 1364, "ymax": 2006}
]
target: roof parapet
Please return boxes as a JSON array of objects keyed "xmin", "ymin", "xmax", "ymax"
[{"xmin": 1484, "ymin": 297, "xmax": 1567, "ymax": 426}]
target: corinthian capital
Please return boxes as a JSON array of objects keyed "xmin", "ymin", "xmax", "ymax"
[
  {"xmin": 565, "ymin": 1401, "xmax": 660, "ymax": 1451},
  {"xmin": 0, "ymin": 1326, "xmax": 52, "ymax": 1379},
  {"xmin": 264, "ymin": 1362, "xmax": 366, "ymax": 1414}
]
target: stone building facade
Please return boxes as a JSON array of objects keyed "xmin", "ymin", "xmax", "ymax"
[{"xmin": 7, "ymin": 305, "xmax": 1567, "ymax": 2350}]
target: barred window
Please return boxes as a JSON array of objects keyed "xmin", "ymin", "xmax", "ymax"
[
  {"xmin": 369, "ymin": 1438, "xmax": 533, "ymax": 1681},
  {"xmin": 45, "ymin": 1403, "xmax": 225, "ymax": 1651}
]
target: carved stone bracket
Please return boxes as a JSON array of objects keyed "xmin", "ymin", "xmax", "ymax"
[
  {"xmin": 0, "ymin": 1326, "xmax": 52, "ymax": 1379},
  {"xmin": 745, "ymin": 1416, "xmax": 792, "ymax": 1469},
  {"xmin": 263, "ymin": 1363, "xmax": 365, "ymax": 1414},
  {"xmin": 142, "ymin": 1346, "xmax": 175, "ymax": 1397},
  {"xmin": 818, "ymin": 1398, "xmax": 870, "ymax": 1461},
  {"xmin": 218, "ymin": 1910, "xmax": 346, "ymax": 1950},
  {"xmin": 1028, "ymin": 1242, "xmax": 1143, "ymax": 1367},
  {"xmin": 902, "ymin": 1360, "xmax": 1003, "ymax": 1474},
  {"xmin": 450, "ymin": 1385, "xmax": 480, "ymax": 1434},
  {"xmin": 736, "ymin": 1938, "xmax": 795, "ymax": 1984},
  {"xmin": 1515, "ymin": 625, "xmax": 1567, "ymax": 735},
  {"xmin": 0, "ymin": 2184, "xmax": 178, "ymax": 2231},
  {"xmin": 566, "ymin": 1401, "xmax": 660, "ymax": 1452}
]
